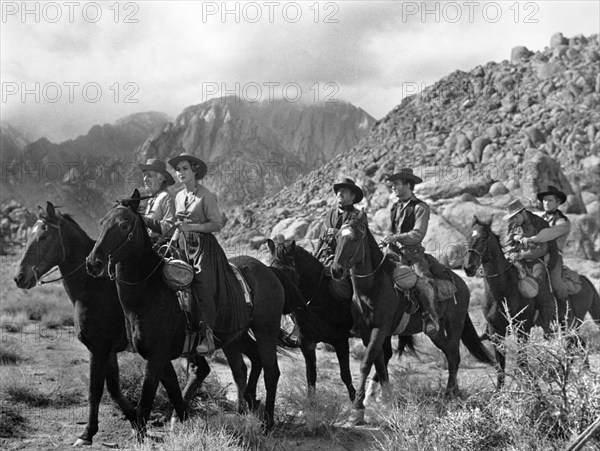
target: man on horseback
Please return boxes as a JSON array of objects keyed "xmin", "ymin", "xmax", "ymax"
[
  {"xmin": 520, "ymin": 186, "xmax": 571, "ymax": 324},
  {"xmin": 315, "ymin": 177, "xmax": 366, "ymax": 300},
  {"xmin": 138, "ymin": 158, "xmax": 176, "ymax": 245},
  {"xmin": 381, "ymin": 168, "xmax": 439, "ymax": 339},
  {"xmin": 503, "ymin": 199, "xmax": 558, "ymax": 328}
]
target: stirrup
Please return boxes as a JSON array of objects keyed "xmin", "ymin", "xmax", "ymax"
[
  {"xmin": 196, "ymin": 328, "xmax": 215, "ymax": 356},
  {"xmin": 422, "ymin": 314, "xmax": 439, "ymax": 339}
]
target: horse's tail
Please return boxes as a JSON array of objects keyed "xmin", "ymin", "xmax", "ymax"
[
  {"xmin": 582, "ymin": 276, "xmax": 600, "ymax": 325},
  {"xmin": 395, "ymin": 335, "xmax": 417, "ymax": 357},
  {"xmin": 461, "ymin": 313, "xmax": 495, "ymax": 365}
]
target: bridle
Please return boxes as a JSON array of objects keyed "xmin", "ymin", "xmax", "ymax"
[
  {"xmin": 334, "ymin": 221, "xmax": 386, "ymax": 280},
  {"xmin": 465, "ymin": 228, "xmax": 511, "ymax": 279},
  {"xmin": 31, "ymin": 217, "xmax": 86, "ymax": 285},
  {"xmin": 101, "ymin": 207, "xmax": 163, "ymax": 286}
]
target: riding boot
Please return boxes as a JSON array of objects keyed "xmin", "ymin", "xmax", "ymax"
[
  {"xmin": 196, "ymin": 324, "xmax": 215, "ymax": 356},
  {"xmin": 415, "ymin": 277, "xmax": 439, "ymax": 339}
]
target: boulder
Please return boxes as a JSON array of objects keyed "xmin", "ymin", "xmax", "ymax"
[
  {"xmin": 371, "ymin": 207, "xmax": 391, "ymax": 234},
  {"xmin": 422, "ymin": 213, "xmax": 467, "ymax": 269},
  {"xmin": 471, "ymin": 137, "xmax": 491, "ymax": 162},
  {"xmin": 520, "ymin": 149, "xmax": 585, "ymax": 213},
  {"xmin": 550, "ymin": 32, "xmax": 568, "ymax": 48},
  {"xmin": 563, "ymin": 213, "xmax": 599, "ymax": 261},
  {"xmin": 270, "ymin": 218, "xmax": 310, "ymax": 241},
  {"xmin": 440, "ymin": 200, "xmax": 506, "ymax": 238},
  {"xmin": 489, "ymin": 181, "xmax": 509, "ymax": 196},
  {"xmin": 511, "ymin": 46, "xmax": 533, "ymax": 63},
  {"xmin": 416, "ymin": 177, "xmax": 494, "ymax": 201}
]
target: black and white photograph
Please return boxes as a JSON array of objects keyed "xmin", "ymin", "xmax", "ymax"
[{"xmin": 1, "ymin": 1, "xmax": 599, "ymax": 449}]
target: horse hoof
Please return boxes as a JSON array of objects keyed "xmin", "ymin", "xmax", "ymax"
[
  {"xmin": 345, "ymin": 409, "xmax": 366, "ymax": 427},
  {"xmin": 72, "ymin": 438, "xmax": 92, "ymax": 446},
  {"xmin": 170, "ymin": 416, "xmax": 179, "ymax": 431}
]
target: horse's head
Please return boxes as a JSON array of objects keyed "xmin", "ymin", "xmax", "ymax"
[
  {"xmin": 463, "ymin": 215, "xmax": 494, "ymax": 277},
  {"xmin": 331, "ymin": 211, "xmax": 367, "ymax": 280},
  {"xmin": 267, "ymin": 238, "xmax": 299, "ymax": 284},
  {"xmin": 86, "ymin": 190, "xmax": 142, "ymax": 277},
  {"xmin": 14, "ymin": 202, "xmax": 66, "ymax": 289}
]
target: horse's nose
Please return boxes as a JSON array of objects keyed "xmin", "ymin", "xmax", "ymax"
[
  {"xmin": 463, "ymin": 263, "xmax": 475, "ymax": 277},
  {"xmin": 14, "ymin": 272, "xmax": 24, "ymax": 287},
  {"xmin": 86, "ymin": 257, "xmax": 103, "ymax": 277},
  {"xmin": 330, "ymin": 263, "xmax": 344, "ymax": 280}
]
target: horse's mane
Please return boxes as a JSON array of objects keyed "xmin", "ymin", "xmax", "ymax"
[
  {"xmin": 475, "ymin": 218, "xmax": 502, "ymax": 247},
  {"xmin": 58, "ymin": 213, "xmax": 94, "ymax": 241}
]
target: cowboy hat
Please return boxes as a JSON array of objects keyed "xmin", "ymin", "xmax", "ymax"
[
  {"xmin": 333, "ymin": 177, "xmax": 364, "ymax": 204},
  {"xmin": 537, "ymin": 185, "xmax": 567, "ymax": 204},
  {"xmin": 168, "ymin": 153, "xmax": 208, "ymax": 180},
  {"xmin": 386, "ymin": 168, "xmax": 423, "ymax": 184},
  {"xmin": 503, "ymin": 199, "xmax": 526, "ymax": 220},
  {"xmin": 137, "ymin": 158, "xmax": 175, "ymax": 186}
]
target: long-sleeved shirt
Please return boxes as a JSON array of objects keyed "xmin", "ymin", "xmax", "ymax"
[
  {"xmin": 532, "ymin": 210, "xmax": 570, "ymax": 251},
  {"xmin": 389, "ymin": 194, "xmax": 430, "ymax": 249},
  {"xmin": 174, "ymin": 183, "xmax": 223, "ymax": 232},
  {"xmin": 143, "ymin": 190, "xmax": 175, "ymax": 241}
]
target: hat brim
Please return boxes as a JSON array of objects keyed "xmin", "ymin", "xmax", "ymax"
[
  {"xmin": 138, "ymin": 164, "xmax": 176, "ymax": 186},
  {"xmin": 333, "ymin": 183, "xmax": 364, "ymax": 204},
  {"xmin": 537, "ymin": 191, "xmax": 566, "ymax": 204},
  {"xmin": 503, "ymin": 207, "xmax": 525, "ymax": 220},
  {"xmin": 168, "ymin": 155, "xmax": 208, "ymax": 180},
  {"xmin": 386, "ymin": 173, "xmax": 423, "ymax": 184}
]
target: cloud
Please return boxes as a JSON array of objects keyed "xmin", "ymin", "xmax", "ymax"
[{"xmin": 1, "ymin": 1, "xmax": 598, "ymax": 142}]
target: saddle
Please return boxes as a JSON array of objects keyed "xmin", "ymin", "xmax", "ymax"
[{"xmin": 562, "ymin": 265, "xmax": 582, "ymax": 295}]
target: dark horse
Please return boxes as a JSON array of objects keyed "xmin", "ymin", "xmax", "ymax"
[
  {"xmin": 329, "ymin": 211, "xmax": 412, "ymax": 424},
  {"xmin": 463, "ymin": 216, "xmax": 600, "ymax": 387},
  {"xmin": 85, "ymin": 192, "xmax": 285, "ymax": 435},
  {"xmin": 14, "ymin": 202, "xmax": 136, "ymax": 446},
  {"xmin": 267, "ymin": 239, "xmax": 358, "ymax": 401}
]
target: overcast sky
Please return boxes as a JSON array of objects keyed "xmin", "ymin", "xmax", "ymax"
[{"xmin": 1, "ymin": 1, "xmax": 599, "ymax": 142}]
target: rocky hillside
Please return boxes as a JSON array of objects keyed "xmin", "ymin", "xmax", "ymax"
[
  {"xmin": 1, "ymin": 112, "xmax": 171, "ymax": 234},
  {"xmin": 137, "ymin": 98, "xmax": 374, "ymax": 205},
  {"xmin": 220, "ymin": 33, "xmax": 600, "ymax": 265},
  {"xmin": 0, "ymin": 121, "xmax": 30, "ymax": 162}
]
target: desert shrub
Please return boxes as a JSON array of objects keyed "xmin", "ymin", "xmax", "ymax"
[
  {"xmin": 0, "ymin": 404, "xmax": 28, "ymax": 438},
  {"xmin": 0, "ymin": 340, "xmax": 23, "ymax": 365},
  {"xmin": 1, "ymin": 370, "xmax": 82, "ymax": 408},
  {"xmin": 131, "ymin": 417, "xmax": 246, "ymax": 451}
]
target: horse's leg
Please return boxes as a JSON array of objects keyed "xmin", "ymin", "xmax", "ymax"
[
  {"xmin": 73, "ymin": 350, "xmax": 108, "ymax": 446},
  {"xmin": 300, "ymin": 340, "xmax": 317, "ymax": 397},
  {"xmin": 332, "ymin": 338, "xmax": 356, "ymax": 402},
  {"xmin": 135, "ymin": 358, "xmax": 165, "ymax": 440},
  {"xmin": 254, "ymin": 326, "xmax": 281, "ymax": 431},
  {"xmin": 349, "ymin": 327, "xmax": 388, "ymax": 425},
  {"xmin": 433, "ymin": 322, "xmax": 460, "ymax": 398},
  {"xmin": 365, "ymin": 335, "xmax": 392, "ymax": 405},
  {"xmin": 491, "ymin": 333, "xmax": 506, "ymax": 389},
  {"xmin": 105, "ymin": 352, "xmax": 136, "ymax": 426},
  {"xmin": 222, "ymin": 342, "xmax": 249, "ymax": 414},
  {"xmin": 172, "ymin": 355, "xmax": 210, "ymax": 428},
  {"xmin": 240, "ymin": 334, "xmax": 263, "ymax": 412},
  {"xmin": 159, "ymin": 361, "xmax": 187, "ymax": 431}
]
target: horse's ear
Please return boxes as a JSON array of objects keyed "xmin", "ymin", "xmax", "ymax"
[
  {"xmin": 37, "ymin": 205, "xmax": 45, "ymax": 218},
  {"xmin": 358, "ymin": 208, "xmax": 365, "ymax": 219},
  {"xmin": 46, "ymin": 202, "xmax": 56, "ymax": 219},
  {"xmin": 266, "ymin": 239, "xmax": 275, "ymax": 254},
  {"xmin": 290, "ymin": 240, "xmax": 296, "ymax": 251},
  {"xmin": 128, "ymin": 189, "xmax": 141, "ymax": 212},
  {"xmin": 472, "ymin": 215, "xmax": 479, "ymax": 226}
]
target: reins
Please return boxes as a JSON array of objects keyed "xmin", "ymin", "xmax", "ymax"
[
  {"xmin": 465, "ymin": 230, "xmax": 512, "ymax": 279},
  {"xmin": 105, "ymin": 209, "xmax": 166, "ymax": 286}
]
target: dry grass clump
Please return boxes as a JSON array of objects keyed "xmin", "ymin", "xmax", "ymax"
[
  {"xmin": 370, "ymin": 321, "xmax": 600, "ymax": 451},
  {"xmin": 0, "ymin": 340, "xmax": 24, "ymax": 365},
  {"xmin": 0, "ymin": 404, "xmax": 28, "ymax": 438},
  {"xmin": 131, "ymin": 417, "xmax": 247, "ymax": 451},
  {"xmin": 0, "ymin": 370, "xmax": 83, "ymax": 408}
]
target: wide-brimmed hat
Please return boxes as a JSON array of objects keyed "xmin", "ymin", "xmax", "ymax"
[
  {"xmin": 386, "ymin": 168, "xmax": 423, "ymax": 184},
  {"xmin": 168, "ymin": 153, "xmax": 208, "ymax": 180},
  {"xmin": 537, "ymin": 185, "xmax": 567, "ymax": 204},
  {"xmin": 138, "ymin": 158, "xmax": 175, "ymax": 186},
  {"xmin": 333, "ymin": 177, "xmax": 364, "ymax": 204},
  {"xmin": 503, "ymin": 199, "xmax": 526, "ymax": 220}
]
